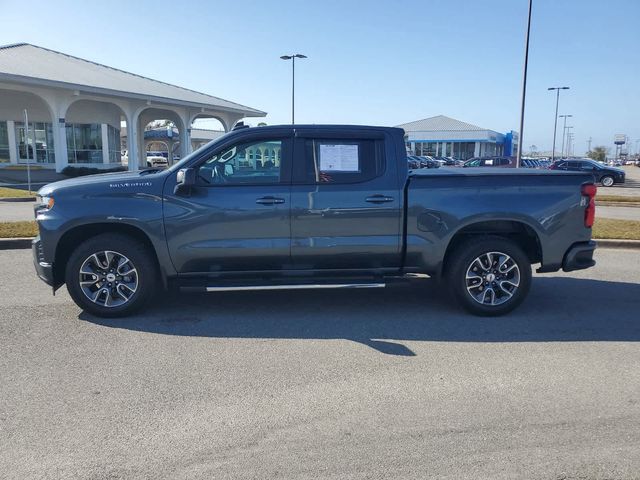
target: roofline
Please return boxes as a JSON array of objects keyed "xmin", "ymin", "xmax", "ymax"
[
  {"xmin": 0, "ymin": 42, "xmax": 266, "ymax": 116},
  {"xmin": 0, "ymin": 72, "xmax": 266, "ymax": 117}
]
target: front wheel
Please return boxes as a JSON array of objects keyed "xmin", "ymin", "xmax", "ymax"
[
  {"xmin": 65, "ymin": 233, "xmax": 158, "ymax": 317},
  {"xmin": 601, "ymin": 175, "xmax": 614, "ymax": 187},
  {"xmin": 446, "ymin": 236, "xmax": 532, "ymax": 316}
]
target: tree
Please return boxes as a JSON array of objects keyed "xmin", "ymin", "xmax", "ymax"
[
  {"xmin": 528, "ymin": 144, "xmax": 538, "ymax": 156},
  {"xmin": 587, "ymin": 146, "xmax": 608, "ymax": 162}
]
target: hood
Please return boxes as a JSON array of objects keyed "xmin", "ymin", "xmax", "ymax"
[{"xmin": 37, "ymin": 170, "xmax": 166, "ymax": 196}]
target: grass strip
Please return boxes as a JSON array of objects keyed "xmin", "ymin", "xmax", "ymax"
[
  {"xmin": 0, "ymin": 187, "xmax": 34, "ymax": 198},
  {"xmin": 0, "ymin": 221, "xmax": 38, "ymax": 238},
  {"xmin": 597, "ymin": 195, "xmax": 640, "ymax": 203}
]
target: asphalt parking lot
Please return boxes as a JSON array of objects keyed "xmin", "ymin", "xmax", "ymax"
[{"xmin": 1, "ymin": 248, "xmax": 640, "ymax": 479}]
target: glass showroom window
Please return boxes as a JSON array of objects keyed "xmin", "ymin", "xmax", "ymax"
[
  {"xmin": 0, "ymin": 121, "xmax": 10, "ymax": 163},
  {"xmin": 107, "ymin": 125, "xmax": 121, "ymax": 163},
  {"xmin": 66, "ymin": 124, "xmax": 102, "ymax": 163},
  {"xmin": 15, "ymin": 122, "xmax": 55, "ymax": 163}
]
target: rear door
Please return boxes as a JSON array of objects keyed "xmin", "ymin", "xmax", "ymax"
[
  {"xmin": 290, "ymin": 130, "xmax": 402, "ymax": 271},
  {"xmin": 163, "ymin": 131, "xmax": 293, "ymax": 274}
]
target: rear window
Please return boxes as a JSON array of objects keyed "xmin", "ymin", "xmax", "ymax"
[{"xmin": 302, "ymin": 139, "xmax": 384, "ymax": 184}]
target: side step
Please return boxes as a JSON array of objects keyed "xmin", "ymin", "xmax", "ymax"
[{"xmin": 180, "ymin": 282, "xmax": 386, "ymax": 293}]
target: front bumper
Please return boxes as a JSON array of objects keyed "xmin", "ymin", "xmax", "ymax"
[
  {"xmin": 562, "ymin": 240, "xmax": 597, "ymax": 272},
  {"xmin": 32, "ymin": 236, "xmax": 54, "ymax": 286}
]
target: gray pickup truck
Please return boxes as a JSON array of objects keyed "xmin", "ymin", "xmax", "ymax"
[{"xmin": 32, "ymin": 124, "xmax": 597, "ymax": 318}]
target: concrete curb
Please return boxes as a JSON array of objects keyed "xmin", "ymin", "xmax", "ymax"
[
  {"xmin": 0, "ymin": 237, "xmax": 33, "ymax": 250},
  {"xmin": 2, "ymin": 237, "xmax": 640, "ymax": 252},
  {"xmin": 0, "ymin": 197, "xmax": 36, "ymax": 203},
  {"xmin": 598, "ymin": 201, "xmax": 640, "ymax": 208},
  {"xmin": 594, "ymin": 239, "xmax": 640, "ymax": 249}
]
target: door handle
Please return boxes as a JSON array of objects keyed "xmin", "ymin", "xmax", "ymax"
[
  {"xmin": 365, "ymin": 195, "xmax": 394, "ymax": 204},
  {"xmin": 256, "ymin": 196, "xmax": 285, "ymax": 205}
]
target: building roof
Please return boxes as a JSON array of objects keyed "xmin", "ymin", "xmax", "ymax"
[
  {"xmin": 396, "ymin": 115, "xmax": 486, "ymax": 132},
  {"xmin": 0, "ymin": 43, "xmax": 265, "ymax": 116}
]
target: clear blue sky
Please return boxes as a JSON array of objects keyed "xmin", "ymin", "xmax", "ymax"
[{"xmin": 1, "ymin": 0, "xmax": 638, "ymax": 154}]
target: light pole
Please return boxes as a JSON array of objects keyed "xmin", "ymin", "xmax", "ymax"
[
  {"xmin": 280, "ymin": 53, "xmax": 307, "ymax": 124},
  {"xmin": 548, "ymin": 86, "xmax": 570, "ymax": 161},
  {"xmin": 565, "ymin": 127, "xmax": 574, "ymax": 157},
  {"xmin": 559, "ymin": 114, "xmax": 572, "ymax": 158},
  {"xmin": 516, "ymin": 0, "xmax": 533, "ymax": 168}
]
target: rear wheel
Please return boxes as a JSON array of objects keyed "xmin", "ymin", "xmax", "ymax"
[
  {"xmin": 601, "ymin": 175, "xmax": 614, "ymax": 187},
  {"xmin": 446, "ymin": 236, "xmax": 532, "ymax": 316},
  {"xmin": 65, "ymin": 233, "xmax": 158, "ymax": 317}
]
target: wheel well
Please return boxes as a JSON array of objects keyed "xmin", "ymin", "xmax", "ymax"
[
  {"xmin": 442, "ymin": 220, "xmax": 542, "ymax": 275},
  {"xmin": 53, "ymin": 223, "xmax": 159, "ymax": 286}
]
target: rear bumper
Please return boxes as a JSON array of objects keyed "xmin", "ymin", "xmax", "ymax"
[
  {"xmin": 562, "ymin": 240, "xmax": 597, "ymax": 272},
  {"xmin": 32, "ymin": 236, "xmax": 54, "ymax": 286}
]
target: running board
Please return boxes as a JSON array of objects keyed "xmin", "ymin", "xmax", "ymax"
[{"xmin": 200, "ymin": 283, "xmax": 386, "ymax": 293}]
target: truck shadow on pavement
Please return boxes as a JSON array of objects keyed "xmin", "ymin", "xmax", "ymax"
[{"xmin": 80, "ymin": 276, "xmax": 640, "ymax": 356}]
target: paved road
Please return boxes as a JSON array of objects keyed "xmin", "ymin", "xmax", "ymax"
[
  {"xmin": 1, "ymin": 249, "xmax": 640, "ymax": 479},
  {"xmin": 0, "ymin": 200, "xmax": 34, "ymax": 222},
  {"xmin": 597, "ymin": 205, "xmax": 640, "ymax": 221}
]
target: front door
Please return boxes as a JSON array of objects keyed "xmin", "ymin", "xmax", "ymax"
[
  {"xmin": 163, "ymin": 134, "xmax": 292, "ymax": 274},
  {"xmin": 290, "ymin": 132, "xmax": 402, "ymax": 272}
]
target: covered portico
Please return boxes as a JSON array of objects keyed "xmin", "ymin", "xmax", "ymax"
[{"xmin": 0, "ymin": 43, "xmax": 265, "ymax": 172}]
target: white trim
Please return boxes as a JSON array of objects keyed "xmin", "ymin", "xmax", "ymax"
[{"xmin": 205, "ymin": 283, "xmax": 386, "ymax": 292}]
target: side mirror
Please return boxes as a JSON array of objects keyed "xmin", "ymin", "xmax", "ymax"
[{"xmin": 174, "ymin": 168, "xmax": 196, "ymax": 195}]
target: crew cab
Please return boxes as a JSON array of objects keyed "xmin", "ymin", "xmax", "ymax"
[{"xmin": 32, "ymin": 125, "xmax": 597, "ymax": 318}]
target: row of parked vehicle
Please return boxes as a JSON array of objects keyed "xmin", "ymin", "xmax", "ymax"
[{"xmin": 408, "ymin": 155, "xmax": 626, "ymax": 187}]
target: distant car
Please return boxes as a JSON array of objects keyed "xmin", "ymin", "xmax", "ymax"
[
  {"xmin": 463, "ymin": 156, "xmax": 516, "ymax": 168},
  {"xmin": 549, "ymin": 159, "xmax": 625, "ymax": 187},
  {"xmin": 417, "ymin": 156, "xmax": 440, "ymax": 168},
  {"xmin": 145, "ymin": 153, "xmax": 168, "ymax": 169}
]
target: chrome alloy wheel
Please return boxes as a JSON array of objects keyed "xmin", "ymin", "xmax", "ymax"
[
  {"xmin": 601, "ymin": 176, "xmax": 614, "ymax": 187},
  {"xmin": 79, "ymin": 250, "xmax": 138, "ymax": 308},
  {"xmin": 465, "ymin": 251, "xmax": 521, "ymax": 306}
]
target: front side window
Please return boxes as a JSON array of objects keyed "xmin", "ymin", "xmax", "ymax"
[
  {"xmin": 197, "ymin": 139, "xmax": 282, "ymax": 185},
  {"xmin": 302, "ymin": 138, "xmax": 383, "ymax": 184}
]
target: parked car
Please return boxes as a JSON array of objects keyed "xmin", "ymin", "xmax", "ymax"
[
  {"xmin": 463, "ymin": 156, "xmax": 516, "ymax": 168},
  {"xmin": 33, "ymin": 124, "xmax": 597, "ymax": 318},
  {"xmin": 407, "ymin": 156, "xmax": 421, "ymax": 169},
  {"xmin": 416, "ymin": 156, "xmax": 440, "ymax": 168},
  {"xmin": 145, "ymin": 153, "xmax": 168, "ymax": 169},
  {"xmin": 549, "ymin": 159, "xmax": 625, "ymax": 187}
]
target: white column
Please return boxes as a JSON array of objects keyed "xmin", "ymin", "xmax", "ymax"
[
  {"xmin": 7, "ymin": 121, "xmax": 17, "ymax": 164},
  {"xmin": 101, "ymin": 123, "xmax": 109, "ymax": 165},
  {"xmin": 474, "ymin": 142, "xmax": 480, "ymax": 157},
  {"xmin": 179, "ymin": 128, "xmax": 192, "ymax": 159},
  {"xmin": 126, "ymin": 117, "xmax": 139, "ymax": 172},
  {"xmin": 54, "ymin": 117, "xmax": 69, "ymax": 173}
]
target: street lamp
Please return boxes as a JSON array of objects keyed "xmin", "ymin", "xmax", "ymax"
[
  {"xmin": 559, "ymin": 114, "xmax": 572, "ymax": 158},
  {"xmin": 280, "ymin": 53, "xmax": 307, "ymax": 124},
  {"xmin": 548, "ymin": 86, "xmax": 570, "ymax": 161}
]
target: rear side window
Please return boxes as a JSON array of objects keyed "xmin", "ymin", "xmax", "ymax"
[{"xmin": 302, "ymin": 138, "xmax": 384, "ymax": 184}]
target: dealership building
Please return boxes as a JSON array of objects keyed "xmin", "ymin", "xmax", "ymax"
[
  {"xmin": 0, "ymin": 43, "xmax": 265, "ymax": 172},
  {"xmin": 398, "ymin": 115, "xmax": 518, "ymax": 160}
]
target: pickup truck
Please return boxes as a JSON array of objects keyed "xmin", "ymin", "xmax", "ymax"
[{"xmin": 32, "ymin": 124, "xmax": 597, "ymax": 318}]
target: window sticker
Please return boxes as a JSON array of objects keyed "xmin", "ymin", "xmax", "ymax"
[{"xmin": 319, "ymin": 144, "xmax": 359, "ymax": 172}]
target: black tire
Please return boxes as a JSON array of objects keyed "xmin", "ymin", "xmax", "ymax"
[
  {"xmin": 65, "ymin": 233, "xmax": 158, "ymax": 317},
  {"xmin": 445, "ymin": 236, "xmax": 532, "ymax": 316},
  {"xmin": 600, "ymin": 175, "xmax": 614, "ymax": 187}
]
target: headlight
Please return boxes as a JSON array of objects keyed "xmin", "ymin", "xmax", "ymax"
[{"xmin": 36, "ymin": 195, "xmax": 55, "ymax": 210}]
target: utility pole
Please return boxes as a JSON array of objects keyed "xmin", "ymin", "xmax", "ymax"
[
  {"xmin": 548, "ymin": 86, "xmax": 570, "ymax": 162},
  {"xmin": 516, "ymin": 0, "xmax": 533, "ymax": 168},
  {"xmin": 587, "ymin": 137, "xmax": 592, "ymax": 153},
  {"xmin": 559, "ymin": 114, "xmax": 572, "ymax": 158}
]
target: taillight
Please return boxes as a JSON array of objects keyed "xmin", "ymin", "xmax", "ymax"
[{"xmin": 582, "ymin": 183, "xmax": 597, "ymax": 227}]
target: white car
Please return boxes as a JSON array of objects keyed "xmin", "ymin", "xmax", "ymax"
[{"xmin": 120, "ymin": 150, "xmax": 168, "ymax": 169}]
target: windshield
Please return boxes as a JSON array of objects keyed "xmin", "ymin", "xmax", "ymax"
[{"xmin": 166, "ymin": 131, "xmax": 234, "ymax": 173}]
